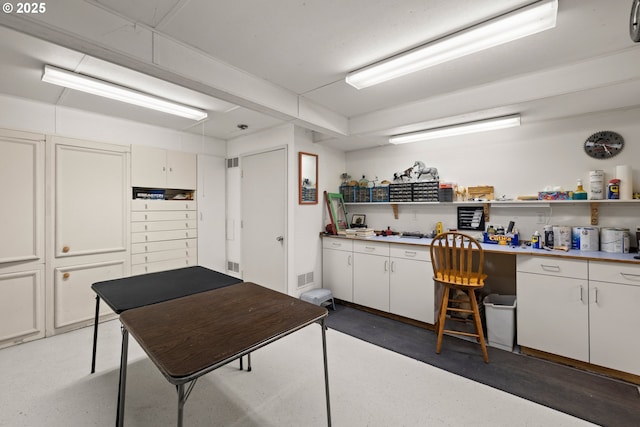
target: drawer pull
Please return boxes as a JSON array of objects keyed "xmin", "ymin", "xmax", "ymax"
[
  {"xmin": 593, "ymin": 287, "xmax": 599, "ymax": 304},
  {"xmin": 365, "ymin": 246, "xmax": 376, "ymax": 251},
  {"xmin": 391, "ymin": 261, "xmax": 396, "ymax": 272},
  {"xmin": 62, "ymin": 246, "xmax": 70, "ymax": 253},
  {"xmin": 348, "ymin": 255, "xmax": 352, "ymax": 266},
  {"xmin": 404, "ymin": 251, "xmax": 417, "ymax": 257},
  {"xmin": 145, "ymin": 214, "xmax": 148, "ymax": 220},
  {"xmin": 331, "ymin": 242, "xmax": 341, "ymax": 247},
  {"xmin": 384, "ymin": 260, "xmax": 389, "ymax": 271},
  {"xmin": 578, "ymin": 285, "xmax": 584, "ymax": 302},
  {"xmin": 620, "ymin": 272, "xmax": 640, "ymax": 281},
  {"xmin": 540, "ymin": 264, "xmax": 560, "ymax": 272},
  {"xmin": 62, "ymin": 272, "xmax": 70, "ymax": 279}
]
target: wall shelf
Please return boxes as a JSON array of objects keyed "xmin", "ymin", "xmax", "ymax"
[{"xmin": 344, "ymin": 199, "xmax": 640, "ymax": 224}]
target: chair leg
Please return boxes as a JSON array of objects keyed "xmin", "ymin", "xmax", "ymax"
[
  {"xmin": 468, "ymin": 290, "xmax": 489, "ymax": 363},
  {"xmin": 435, "ymin": 286, "xmax": 450, "ymax": 354}
]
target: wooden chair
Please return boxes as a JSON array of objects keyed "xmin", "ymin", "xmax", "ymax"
[{"xmin": 430, "ymin": 232, "xmax": 489, "ymax": 363}]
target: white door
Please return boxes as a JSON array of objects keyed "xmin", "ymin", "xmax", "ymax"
[
  {"xmin": 241, "ymin": 149, "xmax": 286, "ymax": 293},
  {"xmin": 197, "ymin": 154, "xmax": 226, "ymax": 272}
]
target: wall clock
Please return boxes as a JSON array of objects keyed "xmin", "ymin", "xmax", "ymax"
[
  {"xmin": 584, "ymin": 131, "xmax": 624, "ymax": 159},
  {"xmin": 631, "ymin": 0, "xmax": 640, "ymax": 42}
]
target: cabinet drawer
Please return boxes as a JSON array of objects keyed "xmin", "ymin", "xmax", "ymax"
[
  {"xmin": 131, "ymin": 220, "xmax": 196, "ymax": 233},
  {"xmin": 517, "ymin": 255, "xmax": 587, "ymax": 279},
  {"xmin": 132, "ymin": 238, "xmax": 196, "ymax": 254},
  {"xmin": 131, "ymin": 256, "xmax": 197, "ymax": 276},
  {"xmin": 589, "ymin": 261, "xmax": 640, "ymax": 286},
  {"xmin": 322, "ymin": 238, "xmax": 353, "ymax": 251},
  {"xmin": 353, "ymin": 240, "xmax": 389, "ymax": 256},
  {"xmin": 131, "ymin": 199, "xmax": 196, "ymax": 211},
  {"xmin": 390, "ymin": 245, "xmax": 430, "ymax": 261},
  {"xmin": 132, "ymin": 248, "xmax": 197, "ymax": 265},
  {"xmin": 131, "ymin": 229, "xmax": 198, "ymax": 243},
  {"xmin": 131, "ymin": 211, "xmax": 196, "ymax": 222}
]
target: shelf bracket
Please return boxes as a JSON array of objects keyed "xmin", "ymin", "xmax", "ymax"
[
  {"xmin": 590, "ymin": 202, "xmax": 599, "ymax": 225},
  {"xmin": 483, "ymin": 203, "xmax": 490, "ymax": 223},
  {"xmin": 391, "ymin": 204, "xmax": 399, "ymax": 219}
]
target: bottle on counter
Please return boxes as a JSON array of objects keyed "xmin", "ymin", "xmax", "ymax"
[
  {"xmin": 487, "ymin": 225, "xmax": 496, "ymax": 234},
  {"xmin": 544, "ymin": 225, "xmax": 554, "ymax": 248},
  {"xmin": 573, "ymin": 179, "xmax": 588, "ymax": 200}
]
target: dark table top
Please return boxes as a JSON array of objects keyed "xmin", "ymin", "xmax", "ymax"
[
  {"xmin": 119, "ymin": 282, "xmax": 328, "ymax": 384},
  {"xmin": 91, "ymin": 266, "xmax": 242, "ymax": 313}
]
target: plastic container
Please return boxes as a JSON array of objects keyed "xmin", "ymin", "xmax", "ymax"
[{"xmin": 483, "ymin": 294, "xmax": 517, "ymax": 352}]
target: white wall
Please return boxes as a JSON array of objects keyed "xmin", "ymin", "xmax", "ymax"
[
  {"xmin": 0, "ymin": 94, "xmax": 226, "ymax": 155},
  {"xmin": 344, "ymin": 107, "xmax": 640, "ymax": 243}
]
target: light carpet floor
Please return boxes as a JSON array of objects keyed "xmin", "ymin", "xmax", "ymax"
[{"xmin": 0, "ymin": 320, "xmax": 596, "ymax": 426}]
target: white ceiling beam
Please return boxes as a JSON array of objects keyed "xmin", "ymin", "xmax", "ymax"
[{"xmin": 0, "ymin": 9, "xmax": 349, "ymax": 137}]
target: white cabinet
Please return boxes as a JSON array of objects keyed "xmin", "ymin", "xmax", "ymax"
[
  {"xmin": 131, "ymin": 145, "xmax": 196, "ymax": 189},
  {"xmin": 322, "ymin": 239, "xmax": 353, "ymax": 301},
  {"xmin": 46, "ymin": 136, "xmax": 129, "ymax": 335},
  {"xmin": 0, "ymin": 128, "xmax": 45, "ymax": 349},
  {"xmin": 588, "ymin": 261, "xmax": 640, "ymax": 375},
  {"xmin": 131, "ymin": 199, "xmax": 198, "ymax": 275},
  {"xmin": 390, "ymin": 245, "xmax": 434, "ymax": 323},
  {"xmin": 516, "ymin": 256, "xmax": 589, "ymax": 361},
  {"xmin": 0, "ymin": 266, "xmax": 44, "ymax": 349},
  {"xmin": 353, "ymin": 241, "xmax": 390, "ymax": 312}
]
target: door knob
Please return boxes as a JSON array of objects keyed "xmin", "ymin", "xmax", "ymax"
[{"xmin": 276, "ymin": 236, "xmax": 284, "ymax": 242}]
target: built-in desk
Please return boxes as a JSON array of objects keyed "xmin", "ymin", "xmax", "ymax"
[{"xmin": 322, "ymin": 233, "xmax": 640, "ymax": 384}]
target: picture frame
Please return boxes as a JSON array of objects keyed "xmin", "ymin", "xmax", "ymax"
[{"xmin": 351, "ymin": 214, "xmax": 366, "ymax": 227}]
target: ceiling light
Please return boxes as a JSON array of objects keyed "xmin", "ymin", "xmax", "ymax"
[
  {"xmin": 346, "ymin": 0, "xmax": 558, "ymax": 89},
  {"xmin": 389, "ymin": 114, "xmax": 521, "ymax": 144},
  {"xmin": 42, "ymin": 65, "xmax": 208, "ymax": 121}
]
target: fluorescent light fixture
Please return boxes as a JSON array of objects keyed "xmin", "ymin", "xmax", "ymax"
[
  {"xmin": 42, "ymin": 65, "xmax": 208, "ymax": 121},
  {"xmin": 346, "ymin": 0, "xmax": 558, "ymax": 89},
  {"xmin": 389, "ymin": 114, "xmax": 521, "ymax": 144}
]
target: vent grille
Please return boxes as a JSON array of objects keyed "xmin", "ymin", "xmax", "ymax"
[
  {"xmin": 227, "ymin": 157, "xmax": 239, "ymax": 168},
  {"xmin": 227, "ymin": 261, "xmax": 240, "ymax": 273},
  {"xmin": 297, "ymin": 271, "xmax": 315, "ymax": 288}
]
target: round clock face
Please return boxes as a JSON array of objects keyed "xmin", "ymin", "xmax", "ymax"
[{"xmin": 584, "ymin": 131, "xmax": 624, "ymax": 159}]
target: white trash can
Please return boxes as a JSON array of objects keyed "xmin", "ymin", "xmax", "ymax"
[{"xmin": 483, "ymin": 294, "xmax": 517, "ymax": 352}]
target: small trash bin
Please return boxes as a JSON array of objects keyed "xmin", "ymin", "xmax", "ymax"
[{"xmin": 483, "ymin": 294, "xmax": 517, "ymax": 352}]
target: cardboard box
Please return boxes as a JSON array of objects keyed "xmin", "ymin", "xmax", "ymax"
[{"xmin": 483, "ymin": 232, "xmax": 519, "ymax": 246}]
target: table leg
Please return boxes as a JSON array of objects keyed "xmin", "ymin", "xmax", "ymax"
[
  {"xmin": 116, "ymin": 326, "xmax": 129, "ymax": 427},
  {"xmin": 321, "ymin": 318, "xmax": 331, "ymax": 426},
  {"xmin": 176, "ymin": 380, "xmax": 197, "ymax": 427},
  {"xmin": 91, "ymin": 295, "xmax": 101, "ymax": 374}
]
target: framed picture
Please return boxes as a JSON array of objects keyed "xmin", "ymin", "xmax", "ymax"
[{"xmin": 351, "ymin": 214, "xmax": 366, "ymax": 227}]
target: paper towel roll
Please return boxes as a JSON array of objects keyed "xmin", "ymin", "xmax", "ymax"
[{"xmin": 615, "ymin": 165, "xmax": 633, "ymax": 200}]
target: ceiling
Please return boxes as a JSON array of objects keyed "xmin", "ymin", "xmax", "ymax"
[{"xmin": 0, "ymin": 0, "xmax": 638, "ymax": 151}]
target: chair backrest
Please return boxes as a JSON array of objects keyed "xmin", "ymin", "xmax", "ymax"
[{"xmin": 430, "ymin": 232, "xmax": 485, "ymax": 285}]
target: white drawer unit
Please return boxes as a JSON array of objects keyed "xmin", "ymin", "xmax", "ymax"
[
  {"xmin": 517, "ymin": 256, "xmax": 587, "ymax": 279},
  {"xmin": 353, "ymin": 240, "xmax": 390, "ymax": 256},
  {"xmin": 131, "ymin": 199, "xmax": 197, "ymax": 273}
]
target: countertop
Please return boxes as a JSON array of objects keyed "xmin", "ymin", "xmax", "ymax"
[{"xmin": 323, "ymin": 233, "xmax": 640, "ymax": 264}]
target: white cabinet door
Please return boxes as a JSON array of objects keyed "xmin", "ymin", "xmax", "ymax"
[
  {"xmin": 53, "ymin": 141, "xmax": 128, "ymax": 258},
  {"xmin": 390, "ymin": 257, "xmax": 434, "ymax": 323},
  {"xmin": 0, "ymin": 267, "xmax": 44, "ymax": 349},
  {"xmin": 589, "ymin": 280, "xmax": 640, "ymax": 375},
  {"xmin": 516, "ymin": 271, "xmax": 589, "ymax": 361},
  {"xmin": 353, "ymin": 252, "xmax": 390, "ymax": 312},
  {"xmin": 167, "ymin": 150, "xmax": 196, "ymax": 189},
  {"xmin": 322, "ymin": 248, "xmax": 353, "ymax": 302},
  {"xmin": 131, "ymin": 145, "xmax": 196, "ymax": 189},
  {"xmin": 52, "ymin": 261, "xmax": 122, "ymax": 333},
  {"xmin": 0, "ymin": 130, "xmax": 44, "ymax": 264},
  {"xmin": 131, "ymin": 145, "xmax": 167, "ymax": 188}
]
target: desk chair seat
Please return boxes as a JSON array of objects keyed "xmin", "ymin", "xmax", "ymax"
[{"xmin": 430, "ymin": 232, "xmax": 489, "ymax": 363}]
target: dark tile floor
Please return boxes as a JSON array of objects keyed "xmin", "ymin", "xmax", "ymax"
[{"xmin": 326, "ymin": 303, "xmax": 640, "ymax": 427}]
